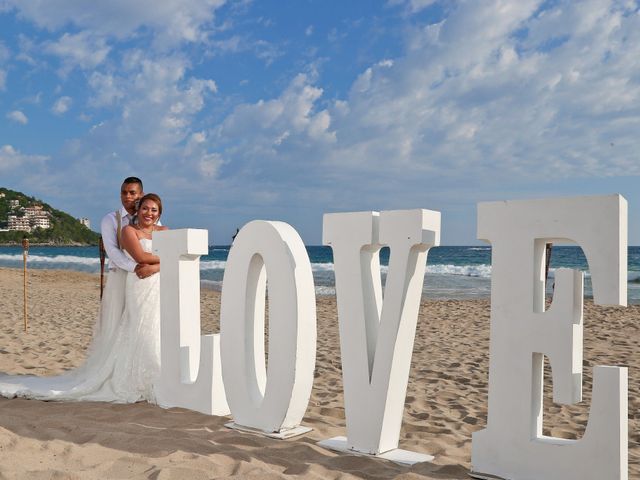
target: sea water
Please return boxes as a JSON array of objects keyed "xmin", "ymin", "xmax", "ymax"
[{"xmin": 1, "ymin": 245, "xmax": 639, "ymax": 303}]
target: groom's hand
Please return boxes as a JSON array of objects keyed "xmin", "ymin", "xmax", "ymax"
[{"xmin": 135, "ymin": 263, "xmax": 159, "ymax": 279}]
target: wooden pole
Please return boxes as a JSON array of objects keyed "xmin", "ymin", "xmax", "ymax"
[
  {"xmin": 99, "ymin": 236, "xmax": 106, "ymax": 300},
  {"xmin": 22, "ymin": 237, "xmax": 29, "ymax": 332}
]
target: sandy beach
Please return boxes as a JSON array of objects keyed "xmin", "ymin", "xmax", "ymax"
[{"xmin": 0, "ymin": 267, "xmax": 638, "ymax": 479}]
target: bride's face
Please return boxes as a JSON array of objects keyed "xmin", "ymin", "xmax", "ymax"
[{"xmin": 138, "ymin": 200, "xmax": 160, "ymax": 227}]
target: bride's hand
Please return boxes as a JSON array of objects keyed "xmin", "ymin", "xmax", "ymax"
[{"xmin": 135, "ymin": 263, "xmax": 159, "ymax": 279}]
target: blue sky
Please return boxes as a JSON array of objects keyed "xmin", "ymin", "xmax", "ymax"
[{"xmin": 1, "ymin": 0, "xmax": 639, "ymax": 245}]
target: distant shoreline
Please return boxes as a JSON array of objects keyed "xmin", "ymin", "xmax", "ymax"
[{"xmin": 0, "ymin": 242, "xmax": 98, "ymax": 247}]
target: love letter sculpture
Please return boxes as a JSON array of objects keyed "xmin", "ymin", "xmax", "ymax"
[
  {"xmin": 319, "ymin": 209, "xmax": 440, "ymax": 465},
  {"xmin": 471, "ymin": 195, "xmax": 628, "ymax": 480},
  {"xmin": 220, "ymin": 220, "xmax": 316, "ymax": 437},
  {"xmin": 154, "ymin": 229, "xmax": 229, "ymax": 416},
  {"xmin": 147, "ymin": 197, "xmax": 629, "ymax": 477}
]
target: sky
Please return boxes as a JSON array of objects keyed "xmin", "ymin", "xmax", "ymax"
[{"xmin": 0, "ymin": 0, "xmax": 639, "ymax": 245}]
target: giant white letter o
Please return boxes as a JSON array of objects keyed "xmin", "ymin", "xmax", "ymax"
[{"xmin": 220, "ymin": 220, "xmax": 316, "ymax": 433}]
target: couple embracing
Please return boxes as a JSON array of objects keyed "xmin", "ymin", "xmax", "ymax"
[{"xmin": 0, "ymin": 177, "xmax": 168, "ymax": 404}]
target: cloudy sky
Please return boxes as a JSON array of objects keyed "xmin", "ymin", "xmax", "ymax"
[{"xmin": 0, "ymin": 0, "xmax": 639, "ymax": 245}]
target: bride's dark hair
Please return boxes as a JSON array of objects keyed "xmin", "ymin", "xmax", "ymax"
[{"xmin": 137, "ymin": 193, "xmax": 163, "ymax": 216}]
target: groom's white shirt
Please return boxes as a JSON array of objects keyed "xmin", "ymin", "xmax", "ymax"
[{"xmin": 101, "ymin": 206, "xmax": 137, "ymax": 273}]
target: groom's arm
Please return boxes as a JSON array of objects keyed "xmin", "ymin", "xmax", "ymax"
[
  {"xmin": 135, "ymin": 263, "xmax": 159, "ymax": 279},
  {"xmin": 100, "ymin": 212, "xmax": 138, "ymax": 273},
  {"xmin": 133, "ymin": 225, "xmax": 167, "ymax": 278}
]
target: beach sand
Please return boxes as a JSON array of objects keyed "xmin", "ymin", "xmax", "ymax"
[{"xmin": 0, "ymin": 267, "xmax": 638, "ymax": 479}]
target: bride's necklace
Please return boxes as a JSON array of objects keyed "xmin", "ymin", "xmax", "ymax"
[{"xmin": 136, "ymin": 224, "xmax": 154, "ymax": 235}]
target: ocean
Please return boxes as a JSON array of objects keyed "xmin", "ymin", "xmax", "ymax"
[{"xmin": 1, "ymin": 245, "xmax": 640, "ymax": 303}]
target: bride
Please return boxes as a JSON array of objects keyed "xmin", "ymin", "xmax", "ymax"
[{"xmin": 0, "ymin": 193, "xmax": 167, "ymax": 403}]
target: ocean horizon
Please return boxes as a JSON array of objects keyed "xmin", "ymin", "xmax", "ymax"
[{"xmin": 1, "ymin": 245, "xmax": 639, "ymax": 304}]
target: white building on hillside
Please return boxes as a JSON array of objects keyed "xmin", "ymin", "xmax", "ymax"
[
  {"xmin": 31, "ymin": 216, "xmax": 51, "ymax": 229},
  {"xmin": 24, "ymin": 205, "xmax": 44, "ymax": 215},
  {"xmin": 8, "ymin": 215, "xmax": 31, "ymax": 232},
  {"xmin": 7, "ymin": 204, "xmax": 52, "ymax": 232},
  {"xmin": 79, "ymin": 217, "xmax": 91, "ymax": 229}
]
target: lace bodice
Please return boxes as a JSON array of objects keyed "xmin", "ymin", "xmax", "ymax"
[
  {"xmin": 124, "ymin": 237, "xmax": 153, "ymax": 261},
  {"xmin": 139, "ymin": 237, "xmax": 152, "ymax": 252}
]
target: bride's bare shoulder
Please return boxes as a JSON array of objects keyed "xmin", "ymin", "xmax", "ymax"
[
  {"xmin": 122, "ymin": 224, "xmax": 137, "ymax": 235},
  {"xmin": 156, "ymin": 225, "xmax": 169, "ymax": 231}
]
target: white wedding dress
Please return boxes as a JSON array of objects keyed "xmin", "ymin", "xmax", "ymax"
[{"xmin": 0, "ymin": 238, "xmax": 161, "ymax": 403}]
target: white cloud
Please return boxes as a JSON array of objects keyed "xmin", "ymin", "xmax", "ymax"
[
  {"xmin": 0, "ymin": 145, "xmax": 48, "ymax": 171},
  {"xmin": 5, "ymin": 0, "xmax": 226, "ymax": 47},
  {"xmin": 52, "ymin": 96, "xmax": 72, "ymax": 114},
  {"xmin": 5, "ymin": 43, "xmax": 221, "ymax": 196},
  {"xmin": 88, "ymin": 72, "xmax": 124, "ymax": 107},
  {"xmin": 318, "ymin": 0, "xmax": 640, "ymax": 181},
  {"xmin": 185, "ymin": 0, "xmax": 640, "ymax": 221},
  {"xmin": 221, "ymin": 73, "xmax": 335, "ymax": 145},
  {"xmin": 115, "ymin": 54, "xmax": 217, "ymax": 157},
  {"xmin": 7, "ymin": 110, "xmax": 28, "ymax": 124},
  {"xmin": 24, "ymin": 92, "xmax": 42, "ymax": 105},
  {"xmin": 0, "ymin": 41, "xmax": 10, "ymax": 62},
  {"xmin": 57, "ymin": 52, "xmax": 220, "ymax": 189},
  {"xmin": 44, "ymin": 31, "xmax": 110, "ymax": 72},
  {"xmin": 0, "ymin": 42, "xmax": 8, "ymax": 90},
  {"xmin": 387, "ymin": 0, "xmax": 439, "ymax": 14},
  {"xmin": 4, "ymin": 0, "xmax": 640, "ymax": 244},
  {"xmin": 198, "ymin": 152, "xmax": 224, "ymax": 177},
  {"xmin": 208, "ymin": 35, "xmax": 283, "ymax": 65},
  {"xmin": 15, "ymin": 34, "xmax": 38, "ymax": 66},
  {"xmin": 210, "ymin": 35, "xmax": 243, "ymax": 53}
]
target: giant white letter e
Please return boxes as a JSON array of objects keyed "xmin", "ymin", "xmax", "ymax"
[{"xmin": 472, "ymin": 195, "xmax": 628, "ymax": 480}]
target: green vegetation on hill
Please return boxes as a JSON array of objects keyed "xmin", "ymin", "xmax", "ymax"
[{"xmin": 0, "ymin": 187, "xmax": 100, "ymax": 245}]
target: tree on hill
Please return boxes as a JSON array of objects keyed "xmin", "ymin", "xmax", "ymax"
[{"xmin": 0, "ymin": 187, "xmax": 100, "ymax": 245}]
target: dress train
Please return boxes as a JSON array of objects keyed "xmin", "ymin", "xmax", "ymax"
[{"xmin": 0, "ymin": 238, "xmax": 160, "ymax": 403}]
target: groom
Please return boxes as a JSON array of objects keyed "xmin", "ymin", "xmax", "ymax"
[
  {"xmin": 101, "ymin": 177, "xmax": 158, "ymax": 279},
  {"xmin": 98, "ymin": 177, "xmax": 158, "ymax": 333}
]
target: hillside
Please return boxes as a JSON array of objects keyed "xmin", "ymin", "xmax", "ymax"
[{"xmin": 0, "ymin": 187, "xmax": 100, "ymax": 245}]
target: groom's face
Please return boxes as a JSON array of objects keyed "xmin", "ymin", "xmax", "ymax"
[{"xmin": 120, "ymin": 182, "xmax": 143, "ymax": 215}]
